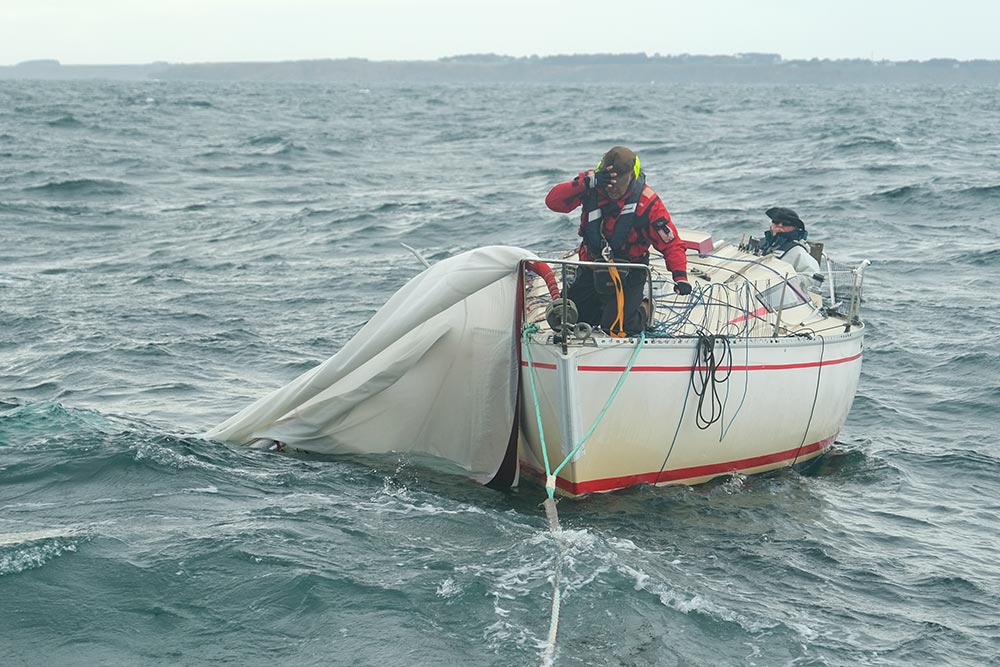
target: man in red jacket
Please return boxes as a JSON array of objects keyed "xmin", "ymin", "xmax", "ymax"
[{"xmin": 545, "ymin": 146, "xmax": 690, "ymax": 336}]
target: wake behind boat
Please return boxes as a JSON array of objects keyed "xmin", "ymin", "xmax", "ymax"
[{"xmin": 205, "ymin": 229, "xmax": 869, "ymax": 498}]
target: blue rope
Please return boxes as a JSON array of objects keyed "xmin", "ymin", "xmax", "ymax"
[{"xmin": 647, "ymin": 280, "xmax": 770, "ymax": 340}]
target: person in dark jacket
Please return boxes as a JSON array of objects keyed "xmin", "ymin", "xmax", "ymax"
[
  {"xmin": 545, "ymin": 146, "xmax": 689, "ymax": 336},
  {"xmin": 759, "ymin": 207, "xmax": 820, "ymax": 274}
]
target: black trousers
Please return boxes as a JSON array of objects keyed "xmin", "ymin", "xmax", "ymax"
[{"xmin": 567, "ymin": 264, "xmax": 647, "ymax": 335}]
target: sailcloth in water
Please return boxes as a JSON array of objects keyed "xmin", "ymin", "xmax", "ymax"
[{"xmin": 204, "ymin": 245, "xmax": 537, "ymax": 484}]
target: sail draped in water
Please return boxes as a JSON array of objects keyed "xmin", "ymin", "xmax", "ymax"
[{"xmin": 204, "ymin": 246, "xmax": 536, "ymax": 484}]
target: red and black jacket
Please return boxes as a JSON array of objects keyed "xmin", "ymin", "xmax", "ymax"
[{"xmin": 545, "ymin": 171, "xmax": 688, "ymax": 283}]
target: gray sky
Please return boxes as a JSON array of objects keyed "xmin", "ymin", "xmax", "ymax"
[{"xmin": 1, "ymin": 0, "xmax": 996, "ymax": 66}]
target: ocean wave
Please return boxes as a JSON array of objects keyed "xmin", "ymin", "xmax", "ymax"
[
  {"xmin": 861, "ymin": 162, "xmax": 899, "ymax": 173},
  {"xmin": 908, "ymin": 573, "xmax": 993, "ymax": 598},
  {"xmin": 962, "ymin": 246, "xmax": 1000, "ymax": 266},
  {"xmin": 929, "ymin": 350, "xmax": 1000, "ymax": 371},
  {"xmin": 0, "ymin": 400, "xmax": 119, "ymax": 440},
  {"xmin": 190, "ymin": 162, "xmax": 299, "ymax": 176},
  {"xmin": 847, "ymin": 390, "xmax": 927, "ymax": 425},
  {"xmin": 835, "ymin": 135, "xmax": 901, "ymax": 152},
  {"xmin": 256, "ymin": 141, "xmax": 306, "ymax": 157},
  {"xmin": 191, "ymin": 148, "xmax": 229, "ymax": 159},
  {"xmin": 956, "ymin": 183, "xmax": 1000, "ymax": 198},
  {"xmin": 236, "ymin": 134, "xmax": 306, "ymax": 156},
  {"xmin": 128, "ymin": 273, "xmax": 186, "ymax": 286},
  {"xmin": 120, "ymin": 94, "xmax": 159, "ymax": 106},
  {"xmin": 649, "ymin": 585, "xmax": 781, "ymax": 634},
  {"xmin": 926, "ymin": 385, "xmax": 1000, "ymax": 416},
  {"xmin": 291, "ymin": 206, "xmax": 336, "ymax": 220},
  {"xmin": 894, "ymin": 448, "xmax": 1000, "ymax": 478},
  {"xmin": 864, "ymin": 183, "xmax": 931, "ymax": 202},
  {"xmin": 161, "ymin": 203, "xmax": 210, "ymax": 212},
  {"xmin": 34, "ymin": 203, "xmax": 96, "ymax": 216},
  {"xmin": 683, "ymin": 102, "xmax": 719, "ymax": 114},
  {"xmin": 318, "ymin": 146, "xmax": 349, "ymax": 157},
  {"xmin": 370, "ymin": 200, "xmax": 432, "ymax": 214},
  {"xmin": 45, "ymin": 114, "xmax": 84, "ymax": 128},
  {"xmin": 0, "ymin": 529, "xmax": 84, "ymax": 576},
  {"xmin": 24, "ymin": 178, "xmax": 131, "ymax": 196},
  {"xmin": 246, "ymin": 133, "xmax": 286, "ymax": 147},
  {"xmin": 0, "ymin": 424, "xmax": 281, "ymax": 495},
  {"xmin": 798, "ymin": 445, "xmax": 884, "ymax": 480},
  {"xmin": 0, "ymin": 201, "xmax": 37, "ymax": 215}
]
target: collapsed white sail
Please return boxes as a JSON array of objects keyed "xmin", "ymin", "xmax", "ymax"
[{"xmin": 205, "ymin": 245, "xmax": 537, "ymax": 483}]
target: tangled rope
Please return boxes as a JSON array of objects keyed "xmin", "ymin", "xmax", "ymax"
[{"xmin": 691, "ymin": 333, "xmax": 733, "ymax": 430}]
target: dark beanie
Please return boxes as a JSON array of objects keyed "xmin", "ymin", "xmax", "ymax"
[
  {"xmin": 600, "ymin": 146, "xmax": 637, "ymax": 177},
  {"xmin": 765, "ymin": 206, "xmax": 805, "ymax": 230}
]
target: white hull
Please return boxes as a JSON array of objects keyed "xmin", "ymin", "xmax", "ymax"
[
  {"xmin": 518, "ymin": 331, "xmax": 863, "ymax": 496},
  {"xmin": 517, "ymin": 230, "xmax": 868, "ymax": 496}
]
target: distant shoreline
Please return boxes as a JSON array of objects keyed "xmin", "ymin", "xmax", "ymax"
[{"xmin": 4, "ymin": 53, "xmax": 1000, "ymax": 83}]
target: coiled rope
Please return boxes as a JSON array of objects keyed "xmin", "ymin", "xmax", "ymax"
[{"xmin": 691, "ymin": 333, "xmax": 733, "ymax": 430}]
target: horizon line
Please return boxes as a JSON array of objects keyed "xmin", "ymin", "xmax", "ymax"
[{"xmin": 5, "ymin": 52, "xmax": 999, "ymax": 68}]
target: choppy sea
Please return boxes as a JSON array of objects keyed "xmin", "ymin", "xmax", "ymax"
[{"xmin": 1, "ymin": 80, "xmax": 999, "ymax": 666}]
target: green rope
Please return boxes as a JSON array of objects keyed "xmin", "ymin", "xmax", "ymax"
[
  {"xmin": 553, "ymin": 329, "xmax": 645, "ymax": 478},
  {"xmin": 521, "ymin": 326, "xmax": 646, "ymax": 499},
  {"xmin": 521, "ymin": 324, "xmax": 554, "ymax": 496},
  {"xmin": 522, "ymin": 324, "xmax": 645, "ymax": 667}
]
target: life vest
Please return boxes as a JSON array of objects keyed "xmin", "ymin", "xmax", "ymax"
[
  {"xmin": 776, "ymin": 239, "xmax": 811, "ymax": 261},
  {"xmin": 761, "ymin": 229, "xmax": 810, "ymax": 259},
  {"xmin": 580, "ymin": 173, "xmax": 653, "ymax": 262},
  {"xmin": 785, "ymin": 242, "xmax": 814, "ymax": 264}
]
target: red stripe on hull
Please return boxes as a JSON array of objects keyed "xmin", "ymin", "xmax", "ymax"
[
  {"xmin": 578, "ymin": 352, "xmax": 862, "ymax": 373},
  {"xmin": 522, "ymin": 361, "xmax": 557, "ymax": 370},
  {"xmin": 521, "ymin": 435, "xmax": 836, "ymax": 496},
  {"xmin": 526, "ymin": 352, "xmax": 863, "ymax": 373}
]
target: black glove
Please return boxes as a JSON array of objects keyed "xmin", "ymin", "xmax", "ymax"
[
  {"xmin": 582, "ymin": 169, "xmax": 614, "ymax": 190},
  {"xmin": 674, "ymin": 280, "xmax": 692, "ymax": 296}
]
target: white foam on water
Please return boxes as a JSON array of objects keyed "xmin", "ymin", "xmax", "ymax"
[
  {"xmin": 0, "ymin": 528, "xmax": 84, "ymax": 575},
  {"xmin": 0, "ymin": 527, "xmax": 80, "ymax": 547},
  {"xmin": 182, "ymin": 485, "xmax": 219, "ymax": 494},
  {"xmin": 435, "ymin": 577, "xmax": 461, "ymax": 598}
]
